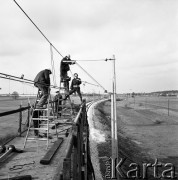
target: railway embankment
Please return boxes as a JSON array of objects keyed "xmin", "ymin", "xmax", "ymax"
[{"xmin": 88, "ymin": 98, "xmax": 178, "ymax": 180}]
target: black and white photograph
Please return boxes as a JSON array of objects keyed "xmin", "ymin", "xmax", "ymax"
[{"xmin": 0, "ymin": 0, "xmax": 177, "ymax": 179}]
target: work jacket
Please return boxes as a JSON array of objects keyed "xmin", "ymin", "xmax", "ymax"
[
  {"xmin": 70, "ymin": 78, "xmax": 81, "ymax": 89},
  {"xmin": 34, "ymin": 69, "xmax": 51, "ymax": 87},
  {"xmin": 60, "ymin": 57, "xmax": 73, "ymax": 78}
]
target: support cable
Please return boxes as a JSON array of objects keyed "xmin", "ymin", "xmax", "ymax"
[
  {"xmin": 70, "ymin": 59, "xmax": 107, "ymax": 62},
  {"xmin": 63, "ymin": 58, "xmax": 114, "ymax": 63},
  {"xmin": 75, "ymin": 62, "xmax": 107, "ymax": 92},
  {"xmin": 82, "ymin": 81, "xmax": 100, "ymax": 87},
  {"xmin": 69, "ymin": 69, "xmax": 99, "ymax": 87},
  {"xmin": 13, "ymin": 0, "xmax": 63, "ymax": 58}
]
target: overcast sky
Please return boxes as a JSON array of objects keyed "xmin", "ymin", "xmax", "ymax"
[{"xmin": 0, "ymin": 0, "xmax": 177, "ymax": 94}]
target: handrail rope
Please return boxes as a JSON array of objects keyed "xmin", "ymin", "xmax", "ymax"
[
  {"xmin": 0, "ymin": 98, "xmax": 59, "ymax": 117},
  {"xmin": 75, "ymin": 62, "xmax": 106, "ymax": 91},
  {"xmin": 0, "ymin": 106, "xmax": 30, "ymax": 117},
  {"xmin": 13, "ymin": 0, "xmax": 63, "ymax": 58}
]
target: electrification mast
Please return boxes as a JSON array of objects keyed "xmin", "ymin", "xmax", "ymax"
[{"xmin": 111, "ymin": 55, "xmax": 118, "ymax": 179}]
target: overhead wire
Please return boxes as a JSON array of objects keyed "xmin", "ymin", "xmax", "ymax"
[
  {"xmin": 82, "ymin": 81, "xmax": 100, "ymax": 87},
  {"xmin": 69, "ymin": 68, "xmax": 99, "ymax": 87},
  {"xmin": 13, "ymin": 0, "xmax": 63, "ymax": 58},
  {"xmin": 75, "ymin": 62, "xmax": 106, "ymax": 91},
  {"xmin": 71, "ymin": 58, "xmax": 113, "ymax": 62},
  {"xmin": 62, "ymin": 58, "xmax": 114, "ymax": 63}
]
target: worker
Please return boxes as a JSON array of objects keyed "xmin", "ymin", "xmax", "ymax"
[
  {"xmin": 64, "ymin": 73, "xmax": 82, "ymax": 102},
  {"xmin": 64, "ymin": 76, "xmax": 71, "ymax": 91},
  {"xmin": 34, "ymin": 69, "xmax": 52, "ymax": 108},
  {"xmin": 53, "ymin": 91, "xmax": 62, "ymax": 116},
  {"xmin": 60, "ymin": 55, "xmax": 74, "ymax": 90}
]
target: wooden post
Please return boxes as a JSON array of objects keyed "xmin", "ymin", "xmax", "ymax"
[{"xmin": 18, "ymin": 105, "xmax": 22, "ymax": 137}]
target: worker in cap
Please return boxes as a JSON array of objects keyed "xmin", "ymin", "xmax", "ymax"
[
  {"xmin": 64, "ymin": 73, "xmax": 82, "ymax": 102},
  {"xmin": 60, "ymin": 55, "xmax": 74, "ymax": 90}
]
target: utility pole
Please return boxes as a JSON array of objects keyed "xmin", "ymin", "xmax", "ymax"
[{"xmin": 111, "ymin": 55, "xmax": 118, "ymax": 179}]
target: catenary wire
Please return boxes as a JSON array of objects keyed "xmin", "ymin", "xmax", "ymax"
[
  {"xmin": 13, "ymin": 0, "xmax": 63, "ymax": 58},
  {"xmin": 75, "ymin": 62, "xmax": 106, "ymax": 91}
]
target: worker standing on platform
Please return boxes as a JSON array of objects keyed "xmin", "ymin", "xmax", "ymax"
[
  {"xmin": 60, "ymin": 55, "xmax": 74, "ymax": 90},
  {"xmin": 64, "ymin": 73, "xmax": 82, "ymax": 102},
  {"xmin": 34, "ymin": 69, "xmax": 52, "ymax": 108}
]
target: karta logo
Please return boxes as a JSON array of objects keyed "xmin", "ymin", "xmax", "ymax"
[{"xmin": 104, "ymin": 157, "xmax": 177, "ymax": 179}]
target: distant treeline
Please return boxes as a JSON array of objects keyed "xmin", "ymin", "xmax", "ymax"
[
  {"xmin": 152, "ymin": 90, "xmax": 178, "ymax": 94},
  {"xmin": 123, "ymin": 90, "xmax": 178, "ymax": 97},
  {"xmin": 82, "ymin": 93, "xmax": 107, "ymax": 96}
]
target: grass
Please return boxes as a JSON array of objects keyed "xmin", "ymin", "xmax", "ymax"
[{"xmin": 129, "ymin": 96, "xmax": 178, "ymax": 110}]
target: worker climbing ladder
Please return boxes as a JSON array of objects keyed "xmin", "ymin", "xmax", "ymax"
[
  {"xmin": 23, "ymin": 89, "xmax": 59, "ymax": 149},
  {"xmin": 55, "ymin": 55, "xmax": 75, "ymax": 117}
]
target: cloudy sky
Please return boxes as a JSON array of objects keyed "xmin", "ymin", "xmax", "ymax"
[{"xmin": 0, "ymin": 0, "xmax": 177, "ymax": 94}]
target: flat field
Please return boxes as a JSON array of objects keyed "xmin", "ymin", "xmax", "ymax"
[
  {"xmin": 0, "ymin": 96, "xmax": 36, "ymax": 142},
  {"xmin": 94, "ymin": 96, "xmax": 178, "ymax": 179}
]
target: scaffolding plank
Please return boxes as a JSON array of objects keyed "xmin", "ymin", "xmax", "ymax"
[
  {"xmin": 0, "ymin": 175, "xmax": 32, "ymax": 180},
  {"xmin": 40, "ymin": 138, "xmax": 63, "ymax": 165}
]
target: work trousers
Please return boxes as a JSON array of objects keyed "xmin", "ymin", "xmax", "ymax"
[
  {"xmin": 68, "ymin": 87, "xmax": 82, "ymax": 101},
  {"xmin": 54, "ymin": 96, "xmax": 62, "ymax": 115},
  {"xmin": 35, "ymin": 83, "xmax": 49, "ymax": 106}
]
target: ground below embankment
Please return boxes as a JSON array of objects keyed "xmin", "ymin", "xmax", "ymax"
[{"xmin": 88, "ymin": 98, "xmax": 178, "ymax": 180}]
